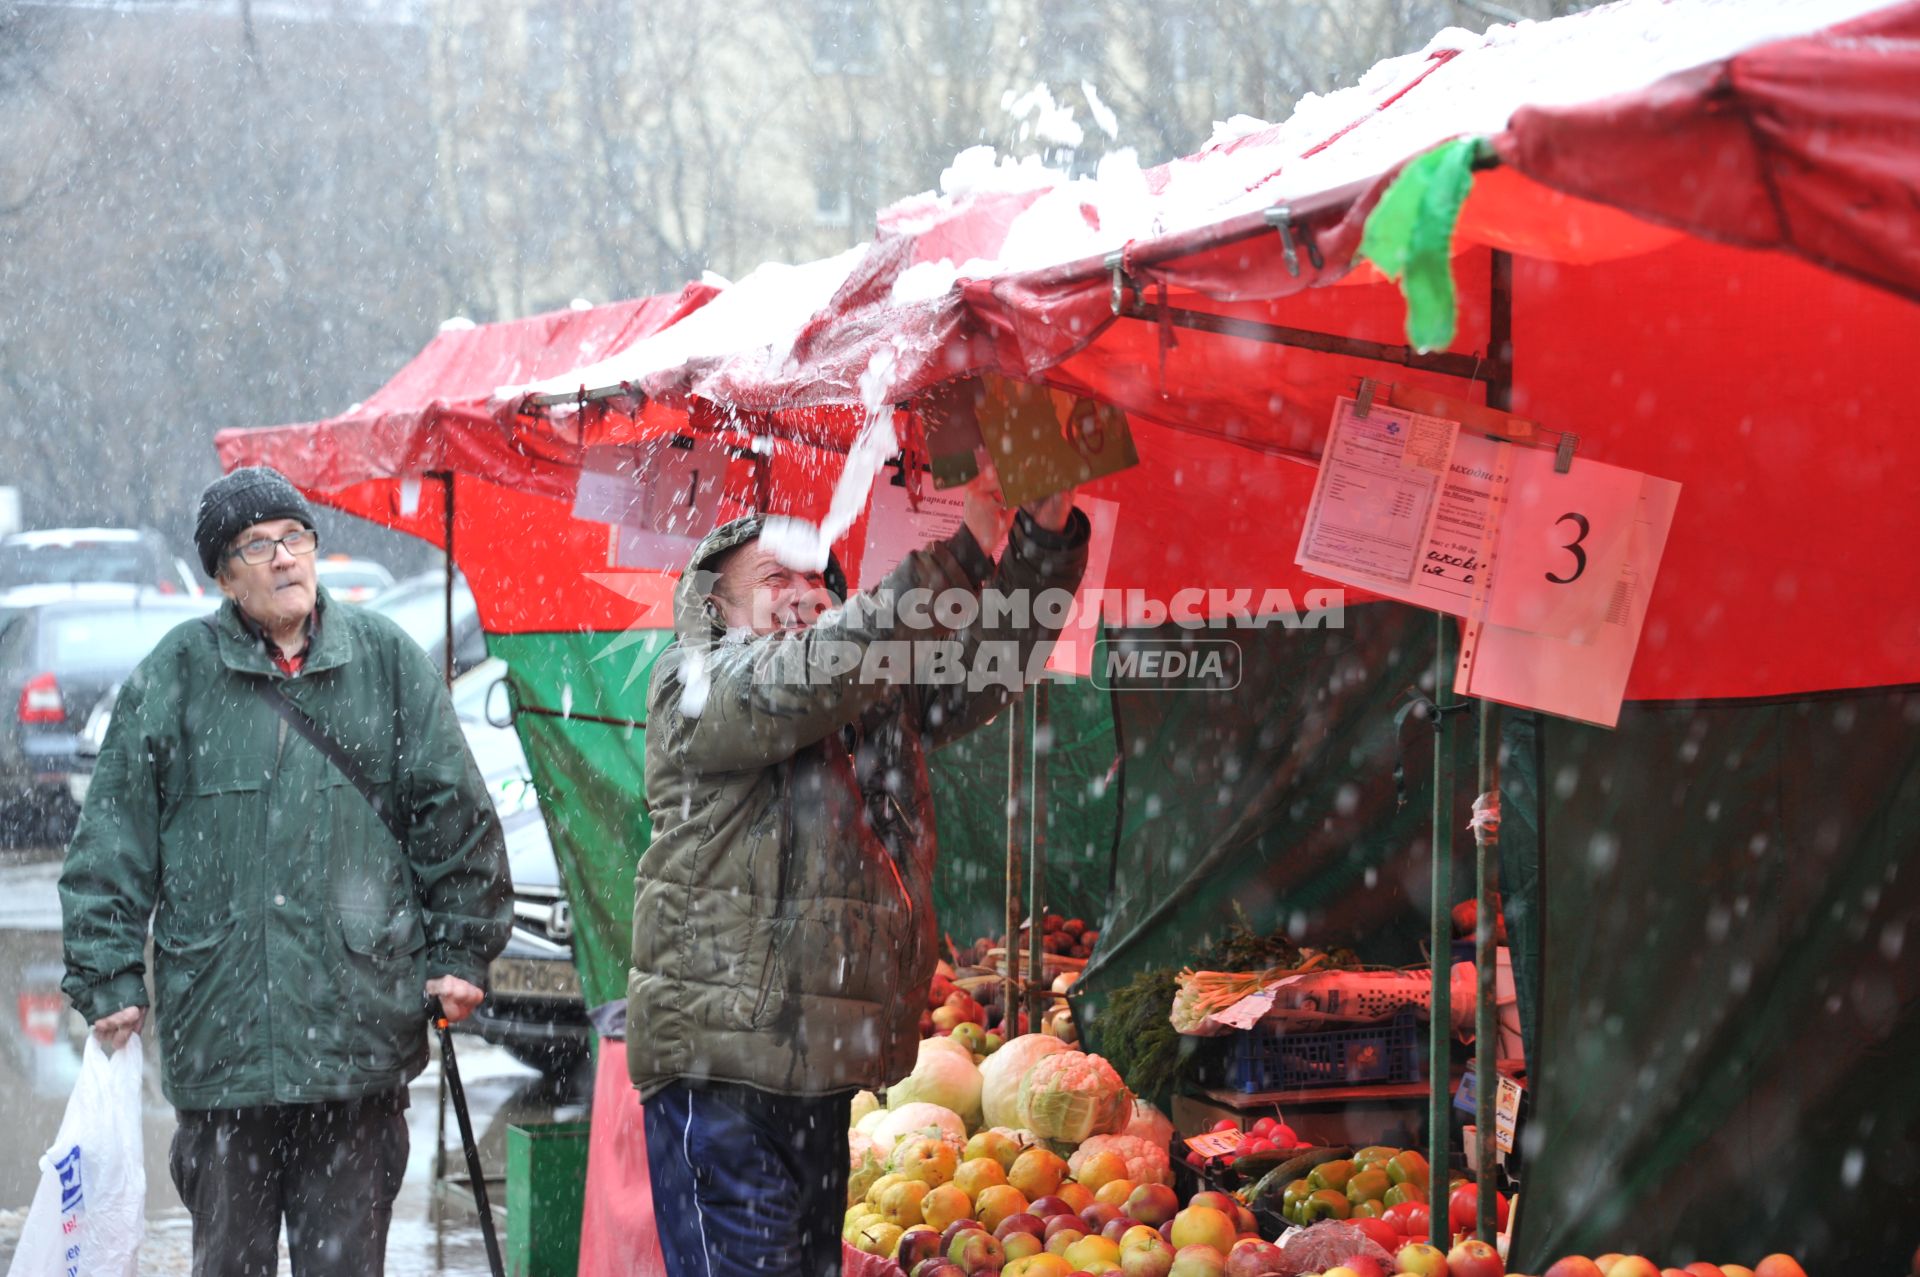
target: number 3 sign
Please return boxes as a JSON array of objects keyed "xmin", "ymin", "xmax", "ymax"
[{"xmin": 1484, "ymin": 450, "xmax": 1645, "ymax": 644}]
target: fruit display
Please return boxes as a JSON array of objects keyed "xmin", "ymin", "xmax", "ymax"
[
  {"xmin": 847, "ymin": 1030, "xmax": 1282, "ymax": 1273},
  {"xmin": 1279, "ymin": 1241, "xmax": 1815, "ymax": 1277},
  {"xmin": 962, "ymin": 913, "xmax": 1101, "ymax": 965}
]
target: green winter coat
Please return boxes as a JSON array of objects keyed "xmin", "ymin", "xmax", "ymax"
[
  {"xmin": 630, "ymin": 509, "xmax": 1089, "ymax": 1099},
  {"xmin": 59, "ymin": 587, "xmax": 512, "ymax": 1110}
]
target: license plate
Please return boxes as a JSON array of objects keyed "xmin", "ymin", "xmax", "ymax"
[{"xmin": 488, "ymin": 956, "xmax": 581, "ymax": 1001}]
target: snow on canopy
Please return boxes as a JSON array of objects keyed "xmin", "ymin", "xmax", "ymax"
[{"xmin": 221, "ymin": 0, "xmax": 1920, "ymax": 699}]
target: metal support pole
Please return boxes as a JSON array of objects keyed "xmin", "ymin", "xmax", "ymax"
[
  {"xmin": 1427, "ymin": 615, "xmax": 1455, "ymax": 1195},
  {"xmin": 433, "ymin": 469, "xmax": 455, "ymax": 1187},
  {"xmin": 1003, "ymin": 693, "xmax": 1024, "ymax": 1030},
  {"xmin": 1476, "ymin": 248, "xmax": 1514, "ymax": 1242},
  {"xmin": 1026, "ymin": 681, "xmax": 1051, "ymax": 1035},
  {"xmin": 441, "ymin": 472, "xmax": 456, "ymax": 691},
  {"xmin": 1474, "ymin": 700, "xmax": 1502, "ymax": 1241}
]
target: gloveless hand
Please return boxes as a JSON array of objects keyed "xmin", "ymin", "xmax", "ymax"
[
  {"xmin": 1020, "ymin": 490, "xmax": 1074, "ymax": 532},
  {"xmin": 92, "ymin": 1005, "xmax": 146, "ymax": 1050},
  {"xmin": 962, "ymin": 471, "xmax": 1015, "ymax": 552},
  {"xmin": 426, "ymin": 974, "xmax": 486, "ymax": 1023}
]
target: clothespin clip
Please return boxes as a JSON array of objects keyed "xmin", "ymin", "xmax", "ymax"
[
  {"xmin": 1355, "ymin": 377, "xmax": 1379, "ymax": 419},
  {"xmin": 1105, "ymin": 249, "xmax": 1137, "ymax": 316},
  {"xmin": 1264, "ymin": 206, "xmax": 1323, "ymax": 277},
  {"xmin": 1555, "ymin": 431, "xmax": 1578, "ymax": 475}
]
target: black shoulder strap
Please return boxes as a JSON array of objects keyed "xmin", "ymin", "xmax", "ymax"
[{"xmin": 204, "ymin": 614, "xmax": 407, "ymax": 845}]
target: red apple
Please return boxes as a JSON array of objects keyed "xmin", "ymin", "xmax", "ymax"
[
  {"xmin": 940, "ymin": 1219, "xmax": 984, "ymax": 1249},
  {"xmin": 995, "ymin": 1213, "xmax": 1046, "ymax": 1242},
  {"xmin": 1159, "ymin": 1220, "xmax": 1178, "ymax": 1245},
  {"xmin": 1125, "ymin": 1184, "xmax": 1181, "ymax": 1228},
  {"xmin": 1544, "ymin": 1259, "xmax": 1605, "ymax": 1277},
  {"xmin": 1029, "ymin": 1196, "xmax": 1075, "ymax": 1221},
  {"xmin": 1338, "ymin": 1258, "xmax": 1387, "ymax": 1277},
  {"xmin": 1104, "ymin": 1217, "xmax": 1142, "ymax": 1242},
  {"xmin": 1397, "ymin": 1242, "xmax": 1450, "ymax": 1277},
  {"xmin": 1224, "ymin": 1239, "xmax": 1284, "ymax": 1277},
  {"xmin": 1045, "ymin": 1215, "xmax": 1087, "ymax": 1242},
  {"xmin": 1212, "ymin": 1119, "xmax": 1240, "ymax": 1134},
  {"xmin": 1682, "ymin": 1267, "xmax": 1724, "ymax": 1277},
  {"xmin": 1080, "ymin": 1203, "xmax": 1122, "ymax": 1233},
  {"xmin": 899, "ymin": 1227, "xmax": 947, "ymax": 1269},
  {"xmin": 947, "ymin": 1228, "xmax": 1004, "ymax": 1273},
  {"xmin": 1449, "ymin": 1239, "xmax": 1505, "ymax": 1277},
  {"xmin": 1604, "ymin": 1260, "xmax": 1661, "ymax": 1277}
]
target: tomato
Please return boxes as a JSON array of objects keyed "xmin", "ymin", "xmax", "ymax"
[{"xmin": 1448, "ymin": 1181, "xmax": 1510, "ymax": 1236}]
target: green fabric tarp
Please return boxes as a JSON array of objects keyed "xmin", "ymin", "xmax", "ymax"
[
  {"xmin": 1071, "ymin": 606, "xmax": 1500, "ymax": 1083},
  {"xmin": 927, "ymin": 679, "xmax": 1121, "ymax": 956},
  {"xmin": 1508, "ymin": 688, "xmax": 1920, "ymax": 1272},
  {"xmin": 490, "ymin": 630, "xmax": 670, "ymax": 1011}
]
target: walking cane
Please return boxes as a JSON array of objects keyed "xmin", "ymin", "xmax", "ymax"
[{"xmin": 429, "ymin": 997, "xmax": 507, "ymax": 1277}]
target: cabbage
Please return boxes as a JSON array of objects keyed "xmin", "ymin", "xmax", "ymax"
[
  {"xmin": 870, "ymin": 1102, "xmax": 967, "ymax": 1154},
  {"xmin": 1123, "ymin": 1099, "xmax": 1176, "ymax": 1152},
  {"xmin": 854, "ymin": 1107, "xmax": 890, "ymax": 1139},
  {"xmin": 1016, "ymin": 1050, "xmax": 1133, "ymax": 1144},
  {"xmin": 886, "ymin": 1038, "xmax": 983, "ymax": 1129},
  {"xmin": 978, "ymin": 1033, "xmax": 1071, "ymax": 1130},
  {"xmin": 849, "ymin": 1090, "xmax": 881, "ymax": 1127}
]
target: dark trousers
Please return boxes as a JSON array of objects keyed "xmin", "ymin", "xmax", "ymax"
[
  {"xmin": 643, "ymin": 1081, "xmax": 853, "ymax": 1277},
  {"xmin": 168, "ymin": 1091, "xmax": 409, "ymax": 1277}
]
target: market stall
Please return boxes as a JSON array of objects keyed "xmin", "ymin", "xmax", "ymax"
[{"xmin": 218, "ymin": 0, "xmax": 1920, "ymax": 1271}]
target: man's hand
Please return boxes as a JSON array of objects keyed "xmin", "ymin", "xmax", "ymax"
[
  {"xmin": 1021, "ymin": 490, "xmax": 1075, "ymax": 532},
  {"xmin": 962, "ymin": 470, "xmax": 1015, "ymax": 553},
  {"xmin": 426, "ymin": 975, "xmax": 486, "ymax": 1024},
  {"xmin": 92, "ymin": 1006, "xmax": 145, "ymax": 1051}
]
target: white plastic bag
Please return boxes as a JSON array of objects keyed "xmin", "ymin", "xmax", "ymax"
[{"xmin": 6, "ymin": 1032, "xmax": 146, "ymax": 1277}]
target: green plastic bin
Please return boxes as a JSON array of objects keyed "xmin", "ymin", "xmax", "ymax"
[{"xmin": 505, "ymin": 1119, "xmax": 591, "ymax": 1277}]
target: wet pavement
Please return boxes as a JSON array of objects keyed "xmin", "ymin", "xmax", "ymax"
[{"xmin": 0, "ymin": 850, "xmax": 593, "ymax": 1275}]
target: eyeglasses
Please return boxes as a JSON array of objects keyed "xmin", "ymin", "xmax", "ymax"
[{"xmin": 228, "ymin": 528, "xmax": 319, "ymax": 566}]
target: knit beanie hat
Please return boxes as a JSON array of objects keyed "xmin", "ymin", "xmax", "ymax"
[{"xmin": 194, "ymin": 466, "xmax": 316, "ymax": 576}]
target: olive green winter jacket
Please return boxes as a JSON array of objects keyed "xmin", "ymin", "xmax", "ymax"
[
  {"xmin": 59, "ymin": 587, "xmax": 512, "ymax": 1110},
  {"xmin": 630, "ymin": 508, "xmax": 1089, "ymax": 1099}
]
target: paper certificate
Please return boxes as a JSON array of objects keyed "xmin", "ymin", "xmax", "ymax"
[{"xmin": 1297, "ymin": 396, "xmax": 1459, "ymax": 586}]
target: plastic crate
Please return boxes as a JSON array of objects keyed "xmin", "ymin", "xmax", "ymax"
[{"xmin": 1226, "ymin": 1009, "xmax": 1425, "ymax": 1093}]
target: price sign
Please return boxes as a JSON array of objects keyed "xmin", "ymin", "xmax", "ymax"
[
  {"xmin": 1184, "ymin": 1131, "xmax": 1244, "ymax": 1158},
  {"xmin": 573, "ymin": 437, "xmax": 730, "ymax": 570},
  {"xmin": 1483, "ymin": 449, "xmax": 1644, "ymax": 644}
]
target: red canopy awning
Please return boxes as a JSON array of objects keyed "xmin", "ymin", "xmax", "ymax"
[{"xmin": 219, "ymin": 0, "xmax": 1920, "ymax": 699}]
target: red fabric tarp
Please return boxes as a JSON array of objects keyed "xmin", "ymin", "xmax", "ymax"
[{"xmin": 219, "ymin": 0, "xmax": 1920, "ymax": 699}]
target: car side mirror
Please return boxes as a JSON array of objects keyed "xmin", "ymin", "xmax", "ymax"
[{"xmin": 485, "ymin": 677, "xmax": 514, "ymax": 729}]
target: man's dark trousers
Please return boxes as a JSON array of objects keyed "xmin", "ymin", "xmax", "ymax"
[
  {"xmin": 169, "ymin": 1091, "xmax": 409, "ymax": 1277},
  {"xmin": 644, "ymin": 1080, "xmax": 853, "ymax": 1277}
]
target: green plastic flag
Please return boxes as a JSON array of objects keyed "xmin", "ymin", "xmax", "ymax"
[{"xmin": 1358, "ymin": 136, "xmax": 1484, "ymax": 353}]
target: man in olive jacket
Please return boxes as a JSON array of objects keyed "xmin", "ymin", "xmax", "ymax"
[
  {"xmin": 60, "ymin": 466, "xmax": 511, "ymax": 1277},
  {"xmin": 632, "ymin": 483, "xmax": 1087, "ymax": 1277}
]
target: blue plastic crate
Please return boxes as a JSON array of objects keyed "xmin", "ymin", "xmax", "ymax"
[{"xmin": 1226, "ymin": 1009, "xmax": 1425, "ymax": 1093}]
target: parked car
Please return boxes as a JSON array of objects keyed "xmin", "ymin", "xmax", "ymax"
[
  {"xmin": 449, "ymin": 657, "xmax": 591, "ymax": 1075},
  {"xmin": 0, "ymin": 589, "xmax": 217, "ymax": 845},
  {"xmin": 0, "ymin": 527, "xmax": 201, "ymax": 596},
  {"xmin": 366, "ymin": 570, "xmax": 487, "ymax": 679},
  {"xmin": 313, "ymin": 554, "xmax": 395, "ymax": 603}
]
